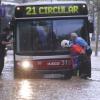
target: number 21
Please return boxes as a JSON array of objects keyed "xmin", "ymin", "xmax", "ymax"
[{"xmin": 26, "ymin": 7, "xmax": 36, "ymax": 15}]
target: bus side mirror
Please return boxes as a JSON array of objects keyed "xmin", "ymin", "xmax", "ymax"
[{"xmin": 88, "ymin": 21, "xmax": 94, "ymax": 33}]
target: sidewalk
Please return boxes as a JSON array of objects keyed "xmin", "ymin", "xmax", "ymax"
[
  {"xmin": 91, "ymin": 51, "xmax": 100, "ymax": 69},
  {"xmin": 91, "ymin": 51, "xmax": 100, "ymax": 80},
  {"xmin": 91, "ymin": 41, "xmax": 100, "ymax": 51}
]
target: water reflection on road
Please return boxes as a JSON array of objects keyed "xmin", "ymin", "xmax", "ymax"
[
  {"xmin": 18, "ymin": 80, "xmax": 33, "ymax": 100},
  {"xmin": 0, "ymin": 77, "xmax": 100, "ymax": 100}
]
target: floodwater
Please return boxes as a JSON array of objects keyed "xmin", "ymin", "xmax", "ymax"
[{"xmin": 0, "ymin": 50, "xmax": 100, "ymax": 100}]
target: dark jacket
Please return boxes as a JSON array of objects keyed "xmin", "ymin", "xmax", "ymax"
[{"xmin": 0, "ymin": 33, "xmax": 8, "ymax": 49}]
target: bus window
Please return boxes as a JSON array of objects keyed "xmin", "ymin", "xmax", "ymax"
[
  {"xmin": 16, "ymin": 20, "xmax": 52, "ymax": 53},
  {"xmin": 53, "ymin": 19, "xmax": 86, "ymax": 50},
  {"xmin": 16, "ymin": 18, "xmax": 88, "ymax": 54}
]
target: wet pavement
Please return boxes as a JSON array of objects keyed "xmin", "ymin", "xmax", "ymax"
[
  {"xmin": 91, "ymin": 52, "xmax": 100, "ymax": 81},
  {"xmin": 0, "ymin": 50, "xmax": 100, "ymax": 100}
]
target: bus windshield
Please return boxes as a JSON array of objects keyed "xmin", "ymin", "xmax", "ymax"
[{"xmin": 16, "ymin": 18, "xmax": 88, "ymax": 54}]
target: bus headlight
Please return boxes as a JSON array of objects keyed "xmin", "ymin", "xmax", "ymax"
[{"xmin": 21, "ymin": 61, "xmax": 33, "ymax": 70}]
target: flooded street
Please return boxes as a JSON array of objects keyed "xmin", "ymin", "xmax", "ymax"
[
  {"xmin": 0, "ymin": 77, "xmax": 100, "ymax": 100},
  {"xmin": 0, "ymin": 0, "xmax": 100, "ymax": 99},
  {"xmin": 0, "ymin": 50, "xmax": 100, "ymax": 100}
]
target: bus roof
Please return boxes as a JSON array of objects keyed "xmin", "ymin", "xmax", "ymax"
[{"xmin": 16, "ymin": 1, "xmax": 87, "ymax": 6}]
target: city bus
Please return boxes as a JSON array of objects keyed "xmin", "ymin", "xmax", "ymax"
[{"xmin": 12, "ymin": 1, "xmax": 92, "ymax": 79}]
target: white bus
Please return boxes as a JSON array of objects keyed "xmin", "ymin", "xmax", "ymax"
[{"xmin": 12, "ymin": 1, "xmax": 92, "ymax": 79}]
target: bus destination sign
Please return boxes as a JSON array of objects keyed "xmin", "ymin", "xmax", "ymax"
[{"xmin": 15, "ymin": 4, "xmax": 88, "ymax": 18}]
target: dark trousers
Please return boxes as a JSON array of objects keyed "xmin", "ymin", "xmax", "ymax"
[
  {"xmin": 78, "ymin": 54, "xmax": 91, "ymax": 77},
  {"xmin": 0, "ymin": 48, "xmax": 6, "ymax": 74}
]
